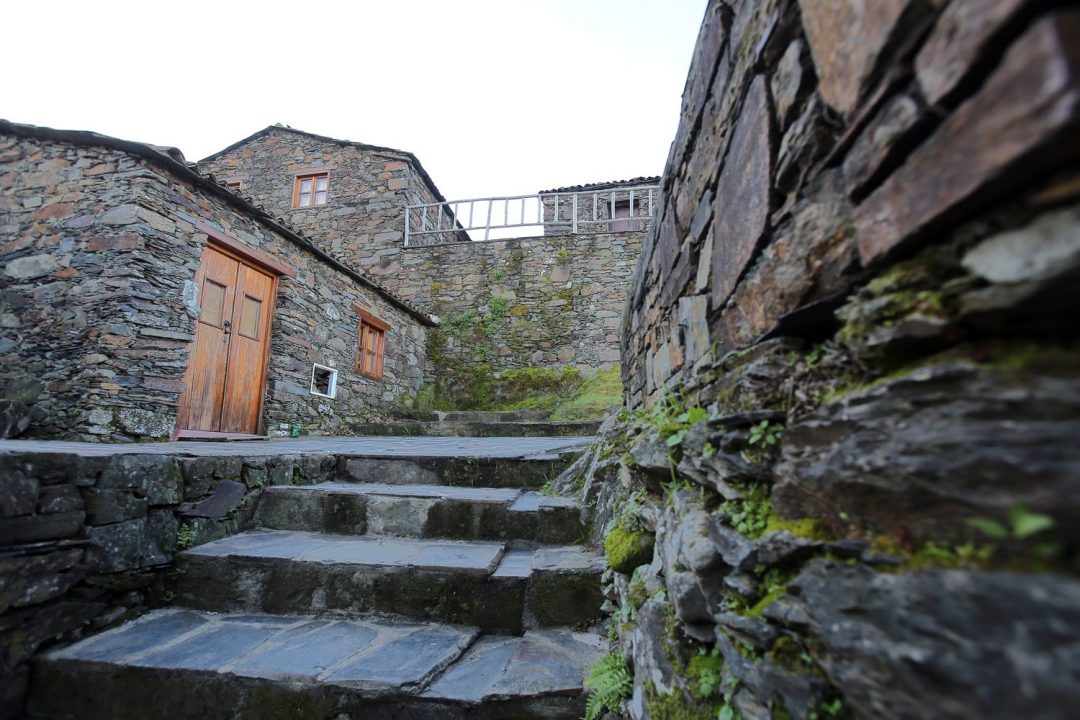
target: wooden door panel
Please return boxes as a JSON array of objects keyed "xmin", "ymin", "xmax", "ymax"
[
  {"xmin": 177, "ymin": 247, "xmax": 239, "ymax": 432},
  {"xmin": 219, "ymin": 263, "xmax": 275, "ymax": 433}
]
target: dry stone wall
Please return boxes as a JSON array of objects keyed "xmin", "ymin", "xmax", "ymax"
[
  {"xmin": 0, "ymin": 448, "xmax": 336, "ymax": 719},
  {"xmin": 564, "ymin": 1, "xmax": 1080, "ymax": 719},
  {"xmin": 394, "ymin": 232, "xmax": 644, "ymax": 376},
  {"xmin": 0, "ymin": 128, "xmax": 429, "ymax": 440}
]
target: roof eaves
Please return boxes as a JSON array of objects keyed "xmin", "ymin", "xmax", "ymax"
[{"xmin": 540, "ymin": 176, "xmax": 662, "ymax": 194}]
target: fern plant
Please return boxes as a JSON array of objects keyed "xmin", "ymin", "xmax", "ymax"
[{"xmin": 584, "ymin": 652, "xmax": 632, "ymax": 720}]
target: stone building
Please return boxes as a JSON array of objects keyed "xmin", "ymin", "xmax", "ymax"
[
  {"xmin": 0, "ymin": 121, "xmax": 434, "ymax": 441},
  {"xmin": 200, "ymin": 125, "xmax": 466, "ymax": 286},
  {"xmin": 201, "ymin": 126, "xmax": 655, "ymax": 377},
  {"xmin": 540, "ymin": 177, "xmax": 661, "ymax": 235}
]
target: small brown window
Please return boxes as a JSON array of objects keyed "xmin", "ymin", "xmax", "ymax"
[
  {"xmin": 355, "ymin": 307, "xmax": 390, "ymax": 381},
  {"xmin": 293, "ymin": 173, "xmax": 329, "ymax": 208},
  {"xmin": 226, "ymin": 180, "xmax": 243, "ymax": 191}
]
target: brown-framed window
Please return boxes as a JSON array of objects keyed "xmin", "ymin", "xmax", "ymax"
[
  {"xmin": 355, "ymin": 307, "xmax": 390, "ymax": 381},
  {"xmin": 226, "ymin": 180, "xmax": 244, "ymax": 191},
  {"xmin": 293, "ymin": 172, "xmax": 329, "ymax": 208}
]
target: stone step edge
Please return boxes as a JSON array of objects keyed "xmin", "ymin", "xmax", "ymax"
[
  {"xmin": 29, "ymin": 608, "xmax": 601, "ymax": 715},
  {"xmin": 261, "ymin": 482, "xmax": 581, "ymax": 510},
  {"xmin": 179, "ymin": 529, "xmax": 604, "ymax": 578}
]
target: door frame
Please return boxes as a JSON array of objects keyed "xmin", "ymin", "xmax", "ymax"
[{"xmin": 173, "ymin": 221, "xmax": 296, "ymax": 440}]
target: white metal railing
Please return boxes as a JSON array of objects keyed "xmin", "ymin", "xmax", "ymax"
[{"xmin": 403, "ymin": 185, "xmax": 659, "ymax": 246}]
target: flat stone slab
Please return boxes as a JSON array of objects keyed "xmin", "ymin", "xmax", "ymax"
[
  {"xmin": 493, "ymin": 547, "xmax": 606, "ymax": 577},
  {"xmin": 184, "ymin": 529, "xmax": 507, "ymax": 575},
  {"xmin": 424, "ymin": 630, "xmax": 603, "ymax": 702},
  {"xmin": 0, "ymin": 435, "xmax": 592, "ymax": 459},
  {"xmin": 45, "ymin": 608, "xmax": 477, "ymax": 689},
  {"xmin": 32, "ymin": 609, "xmax": 599, "ymax": 718}
]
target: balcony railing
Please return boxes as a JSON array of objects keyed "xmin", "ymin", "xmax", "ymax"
[{"xmin": 403, "ymin": 185, "xmax": 659, "ymax": 246}]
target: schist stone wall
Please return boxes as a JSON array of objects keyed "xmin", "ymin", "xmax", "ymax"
[
  {"xmin": 394, "ymin": 232, "xmax": 645, "ymax": 373},
  {"xmin": 567, "ymin": 1, "xmax": 1080, "ymax": 719},
  {"xmin": 200, "ymin": 125, "xmax": 460, "ymax": 287},
  {"xmin": 0, "ymin": 126, "xmax": 430, "ymax": 440},
  {"xmin": 0, "ymin": 448, "xmax": 337, "ymax": 718}
]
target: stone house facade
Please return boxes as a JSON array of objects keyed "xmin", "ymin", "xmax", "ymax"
[
  {"xmin": 200, "ymin": 125, "xmax": 464, "ymax": 291},
  {"xmin": 0, "ymin": 121, "xmax": 434, "ymax": 441}
]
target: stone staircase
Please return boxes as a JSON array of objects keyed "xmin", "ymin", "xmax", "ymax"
[{"xmin": 27, "ymin": 439, "xmax": 604, "ymax": 719}]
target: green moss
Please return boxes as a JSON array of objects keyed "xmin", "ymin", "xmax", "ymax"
[
  {"xmin": 686, "ymin": 649, "xmax": 724, "ymax": 700},
  {"xmin": 628, "ymin": 573, "xmax": 649, "ymax": 610},
  {"xmin": 820, "ymin": 341, "xmax": 1080, "ymax": 407},
  {"xmin": 731, "ymin": 566, "xmax": 801, "ymax": 618},
  {"xmin": 766, "ymin": 636, "xmax": 826, "ymax": 679},
  {"xmin": 605, "ymin": 526, "xmax": 655, "ymax": 574},
  {"xmin": 869, "ymin": 535, "xmax": 997, "ymax": 572},
  {"xmin": 550, "ymin": 365, "xmax": 624, "ymax": 421},
  {"xmin": 510, "ymin": 303, "xmax": 529, "ymax": 317},
  {"xmin": 646, "ymin": 683, "xmax": 720, "ymax": 720},
  {"xmin": 763, "ymin": 516, "xmax": 835, "ymax": 542}
]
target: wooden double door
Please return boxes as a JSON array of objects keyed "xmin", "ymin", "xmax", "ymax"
[{"xmin": 176, "ymin": 244, "xmax": 277, "ymax": 436}]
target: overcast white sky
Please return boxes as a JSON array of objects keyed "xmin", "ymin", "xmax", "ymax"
[{"xmin": 2, "ymin": 0, "xmax": 705, "ymax": 201}]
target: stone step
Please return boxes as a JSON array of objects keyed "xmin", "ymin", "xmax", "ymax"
[
  {"xmin": 28, "ymin": 608, "xmax": 602, "ymax": 720},
  {"xmin": 174, "ymin": 530, "xmax": 605, "ymax": 634},
  {"xmin": 256, "ymin": 482, "xmax": 585, "ymax": 544},
  {"xmin": 336, "ymin": 449, "xmax": 582, "ymax": 490},
  {"xmin": 349, "ymin": 420, "xmax": 603, "ymax": 437}
]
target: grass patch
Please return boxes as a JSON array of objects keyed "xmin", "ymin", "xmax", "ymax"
[{"xmin": 550, "ymin": 365, "xmax": 623, "ymax": 421}]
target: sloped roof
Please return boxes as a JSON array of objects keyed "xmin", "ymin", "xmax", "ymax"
[
  {"xmin": 0, "ymin": 119, "xmax": 437, "ymax": 327},
  {"xmin": 201, "ymin": 124, "xmax": 450, "ymax": 205},
  {"xmin": 540, "ymin": 176, "xmax": 661, "ymax": 194}
]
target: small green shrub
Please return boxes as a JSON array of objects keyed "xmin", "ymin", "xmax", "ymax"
[
  {"xmin": 967, "ymin": 503, "xmax": 1055, "ymax": 540},
  {"xmin": 718, "ymin": 485, "xmax": 773, "ymax": 538},
  {"xmin": 748, "ymin": 420, "xmax": 783, "ymax": 447},
  {"xmin": 176, "ymin": 524, "xmax": 196, "ymax": 550}
]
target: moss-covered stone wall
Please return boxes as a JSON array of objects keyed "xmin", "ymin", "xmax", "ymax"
[
  {"xmin": 392, "ymin": 232, "xmax": 643, "ymax": 405},
  {"xmin": 573, "ymin": 1, "xmax": 1080, "ymax": 719}
]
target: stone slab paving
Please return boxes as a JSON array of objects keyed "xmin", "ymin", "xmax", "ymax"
[
  {"xmin": 0, "ymin": 435, "xmax": 593, "ymax": 458},
  {"xmin": 36, "ymin": 608, "xmax": 601, "ymax": 716},
  {"xmin": 45, "ymin": 608, "xmax": 478, "ymax": 689},
  {"xmin": 184, "ymin": 529, "xmax": 507, "ymax": 575}
]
